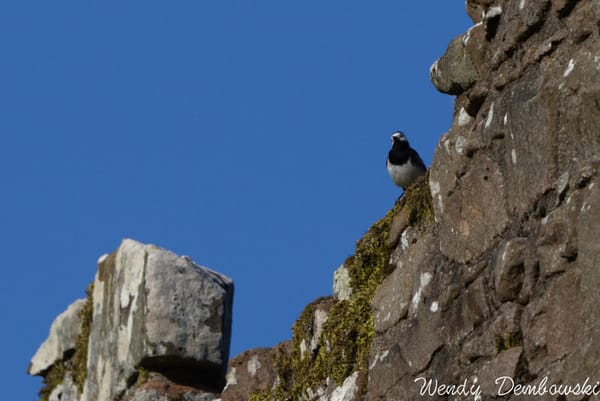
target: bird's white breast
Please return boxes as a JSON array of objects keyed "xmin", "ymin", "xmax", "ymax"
[{"xmin": 387, "ymin": 158, "xmax": 424, "ymax": 189}]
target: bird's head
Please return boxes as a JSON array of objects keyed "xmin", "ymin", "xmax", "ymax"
[{"xmin": 391, "ymin": 131, "xmax": 408, "ymax": 144}]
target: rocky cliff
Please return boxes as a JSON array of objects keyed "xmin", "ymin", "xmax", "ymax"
[
  {"xmin": 220, "ymin": 0, "xmax": 600, "ymax": 400},
  {"xmin": 30, "ymin": 1, "xmax": 600, "ymax": 400}
]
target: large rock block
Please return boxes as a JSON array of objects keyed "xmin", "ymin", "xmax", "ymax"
[
  {"xmin": 246, "ymin": 1, "xmax": 599, "ymax": 400},
  {"xmin": 29, "ymin": 239, "xmax": 232, "ymax": 401},
  {"xmin": 82, "ymin": 239, "xmax": 233, "ymax": 401}
]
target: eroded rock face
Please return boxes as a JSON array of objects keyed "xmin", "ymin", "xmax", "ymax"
[
  {"xmin": 221, "ymin": 348, "xmax": 278, "ymax": 401},
  {"xmin": 29, "ymin": 239, "xmax": 233, "ymax": 401},
  {"xmin": 366, "ymin": 0, "xmax": 600, "ymax": 399},
  {"xmin": 227, "ymin": 1, "xmax": 600, "ymax": 400}
]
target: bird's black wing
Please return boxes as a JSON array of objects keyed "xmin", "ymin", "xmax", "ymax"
[{"xmin": 409, "ymin": 148, "xmax": 427, "ymax": 172}]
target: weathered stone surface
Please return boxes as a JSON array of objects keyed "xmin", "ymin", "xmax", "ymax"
[
  {"xmin": 563, "ymin": 173, "xmax": 600, "ymax": 386},
  {"xmin": 447, "ymin": 276, "xmax": 494, "ymax": 346},
  {"xmin": 494, "ymin": 238, "xmax": 527, "ymax": 302},
  {"xmin": 296, "ymin": 297, "xmax": 333, "ymax": 361},
  {"xmin": 48, "ymin": 372, "xmax": 79, "ymax": 401},
  {"xmin": 497, "ymin": 0, "xmax": 550, "ymax": 51},
  {"xmin": 397, "ymin": 311, "xmax": 444, "ymax": 374},
  {"xmin": 478, "ymin": 347, "xmax": 522, "ymax": 396},
  {"xmin": 372, "ymin": 231, "xmax": 438, "ymax": 333},
  {"xmin": 371, "ymin": 260, "xmax": 414, "ymax": 333},
  {"xmin": 360, "ymin": 3, "xmax": 600, "ymax": 398},
  {"xmin": 536, "ymin": 191, "xmax": 581, "ymax": 276},
  {"xmin": 221, "ymin": 348, "xmax": 276, "ymax": 401},
  {"xmin": 29, "ymin": 298, "xmax": 87, "ymax": 376},
  {"xmin": 430, "ymin": 33, "xmax": 479, "ymax": 95},
  {"xmin": 127, "ymin": 389, "xmax": 216, "ymax": 401},
  {"xmin": 466, "ymin": 2, "xmax": 484, "ymax": 24},
  {"xmin": 333, "ymin": 264, "xmax": 352, "ymax": 301},
  {"xmin": 122, "ymin": 372, "xmax": 218, "ymax": 401},
  {"xmin": 432, "ymin": 152, "xmax": 509, "ymax": 263},
  {"xmin": 385, "ymin": 208, "xmax": 409, "ymax": 249},
  {"xmin": 221, "ymin": 341, "xmax": 296, "ymax": 401},
  {"xmin": 462, "ymin": 302, "xmax": 523, "ymax": 361},
  {"xmin": 327, "ymin": 371, "xmax": 362, "ymax": 401},
  {"xmin": 464, "ymin": 22, "xmax": 489, "ymax": 73},
  {"xmin": 552, "ymin": 0, "xmax": 578, "ymax": 17},
  {"xmin": 299, "ymin": 370, "xmax": 366, "ymax": 401},
  {"xmin": 495, "ymin": 71, "xmax": 558, "ymax": 216},
  {"xmin": 521, "ymin": 270, "xmax": 584, "ymax": 374},
  {"xmin": 82, "ymin": 239, "xmax": 233, "ymax": 401},
  {"xmin": 143, "ymin": 247, "xmax": 233, "ymax": 367},
  {"xmin": 466, "ymin": 0, "xmax": 496, "ymax": 24},
  {"xmin": 368, "ymin": 342, "xmax": 409, "ymax": 400}
]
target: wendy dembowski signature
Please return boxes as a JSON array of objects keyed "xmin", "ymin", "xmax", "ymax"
[{"xmin": 415, "ymin": 376, "xmax": 600, "ymax": 400}]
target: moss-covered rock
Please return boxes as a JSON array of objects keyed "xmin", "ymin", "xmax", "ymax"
[
  {"xmin": 73, "ymin": 282, "xmax": 94, "ymax": 392},
  {"xmin": 38, "ymin": 360, "xmax": 66, "ymax": 401},
  {"xmin": 249, "ymin": 176, "xmax": 434, "ymax": 400},
  {"xmin": 37, "ymin": 282, "xmax": 94, "ymax": 401},
  {"xmin": 495, "ymin": 331, "xmax": 523, "ymax": 354}
]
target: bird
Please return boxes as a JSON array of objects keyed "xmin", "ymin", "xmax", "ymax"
[{"xmin": 386, "ymin": 131, "xmax": 427, "ymax": 189}]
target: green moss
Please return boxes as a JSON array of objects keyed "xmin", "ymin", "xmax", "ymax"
[
  {"xmin": 38, "ymin": 360, "xmax": 66, "ymax": 401},
  {"xmin": 401, "ymin": 173, "xmax": 435, "ymax": 229},
  {"xmin": 72, "ymin": 281, "xmax": 94, "ymax": 393},
  {"xmin": 248, "ymin": 175, "xmax": 435, "ymax": 400},
  {"xmin": 248, "ymin": 390, "xmax": 271, "ymax": 401},
  {"xmin": 265, "ymin": 298, "xmax": 329, "ymax": 399},
  {"xmin": 312, "ymin": 298, "xmax": 371, "ymax": 384},
  {"xmin": 495, "ymin": 331, "xmax": 522, "ymax": 353},
  {"xmin": 36, "ymin": 282, "xmax": 95, "ymax": 401},
  {"xmin": 137, "ymin": 366, "xmax": 149, "ymax": 385}
]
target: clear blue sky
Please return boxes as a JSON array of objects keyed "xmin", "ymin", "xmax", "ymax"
[{"xmin": 0, "ymin": 2, "xmax": 471, "ymax": 399}]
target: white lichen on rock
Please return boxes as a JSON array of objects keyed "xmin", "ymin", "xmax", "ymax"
[{"xmin": 564, "ymin": 59, "xmax": 575, "ymax": 77}]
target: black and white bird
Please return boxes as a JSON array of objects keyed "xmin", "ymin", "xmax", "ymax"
[{"xmin": 386, "ymin": 131, "xmax": 427, "ymax": 189}]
